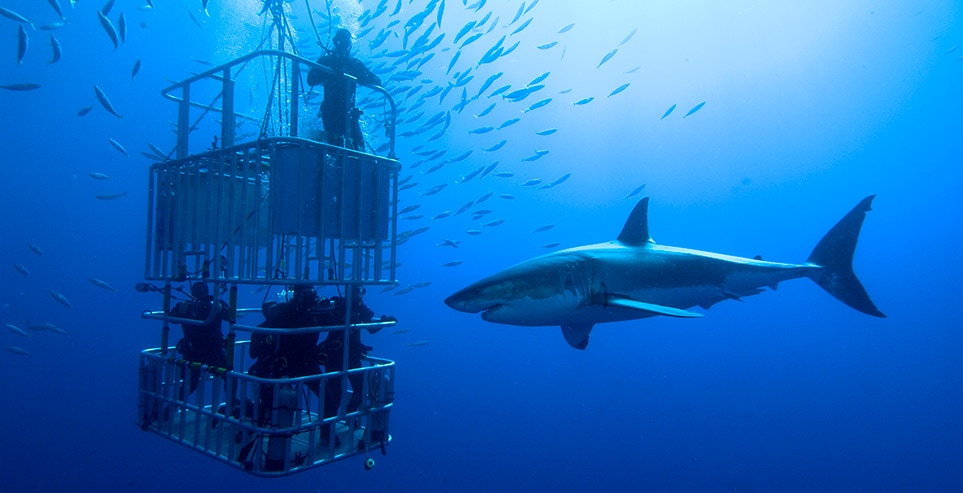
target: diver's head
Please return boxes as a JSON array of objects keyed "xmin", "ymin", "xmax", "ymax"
[
  {"xmin": 333, "ymin": 28, "xmax": 352, "ymax": 55},
  {"xmin": 190, "ymin": 282, "xmax": 212, "ymax": 301},
  {"xmin": 349, "ymin": 285, "xmax": 366, "ymax": 300},
  {"xmin": 291, "ymin": 284, "xmax": 318, "ymax": 308}
]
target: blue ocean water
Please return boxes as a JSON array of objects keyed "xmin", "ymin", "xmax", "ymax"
[{"xmin": 1, "ymin": 0, "xmax": 961, "ymax": 491}]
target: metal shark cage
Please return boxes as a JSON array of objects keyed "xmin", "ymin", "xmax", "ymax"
[{"xmin": 136, "ymin": 49, "xmax": 401, "ymax": 476}]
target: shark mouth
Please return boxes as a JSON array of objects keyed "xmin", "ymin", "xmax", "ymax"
[{"xmin": 480, "ymin": 304, "xmax": 505, "ymax": 321}]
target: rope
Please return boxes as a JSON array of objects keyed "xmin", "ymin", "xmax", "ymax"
[{"xmin": 304, "ymin": 0, "xmax": 323, "ymax": 47}]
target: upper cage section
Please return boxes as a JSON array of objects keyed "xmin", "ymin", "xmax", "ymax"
[
  {"xmin": 159, "ymin": 49, "xmax": 398, "ymax": 159},
  {"xmin": 146, "ymin": 51, "xmax": 401, "ymax": 286}
]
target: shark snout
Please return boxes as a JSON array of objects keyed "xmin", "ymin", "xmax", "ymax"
[
  {"xmin": 443, "ymin": 291, "xmax": 474, "ymax": 313},
  {"xmin": 444, "ymin": 287, "xmax": 497, "ymax": 314}
]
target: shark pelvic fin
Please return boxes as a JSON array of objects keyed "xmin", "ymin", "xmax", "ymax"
[
  {"xmin": 561, "ymin": 323, "xmax": 593, "ymax": 350},
  {"xmin": 616, "ymin": 197, "xmax": 654, "ymax": 246},
  {"xmin": 605, "ymin": 296, "xmax": 703, "ymax": 318}
]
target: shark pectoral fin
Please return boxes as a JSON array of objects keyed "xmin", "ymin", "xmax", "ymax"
[
  {"xmin": 721, "ymin": 287, "xmax": 764, "ymax": 301},
  {"xmin": 561, "ymin": 323, "xmax": 593, "ymax": 350},
  {"xmin": 606, "ymin": 296, "xmax": 703, "ymax": 318}
]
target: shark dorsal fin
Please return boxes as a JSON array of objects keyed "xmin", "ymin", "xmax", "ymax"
[{"xmin": 616, "ymin": 197, "xmax": 653, "ymax": 246}]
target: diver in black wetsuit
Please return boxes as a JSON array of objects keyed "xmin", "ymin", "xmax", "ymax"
[
  {"xmin": 169, "ymin": 282, "xmax": 227, "ymax": 397},
  {"xmin": 248, "ymin": 285, "xmax": 328, "ymax": 400},
  {"xmin": 317, "ymin": 286, "xmax": 395, "ymax": 442},
  {"xmin": 307, "ymin": 28, "xmax": 382, "ymax": 150}
]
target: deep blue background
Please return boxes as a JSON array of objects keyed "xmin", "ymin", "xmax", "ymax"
[{"xmin": 1, "ymin": 0, "xmax": 961, "ymax": 491}]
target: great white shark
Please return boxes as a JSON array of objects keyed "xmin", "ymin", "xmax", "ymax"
[{"xmin": 445, "ymin": 196, "xmax": 884, "ymax": 349}]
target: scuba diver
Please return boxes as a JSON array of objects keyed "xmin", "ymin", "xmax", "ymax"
[
  {"xmin": 317, "ymin": 285, "xmax": 396, "ymax": 442},
  {"xmin": 307, "ymin": 28, "xmax": 382, "ymax": 151},
  {"xmin": 248, "ymin": 284, "xmax": 329, "ymax": 401},
  {"xmin": 169, "ymin": 282, "xmax": 228, "ymax": 397}
]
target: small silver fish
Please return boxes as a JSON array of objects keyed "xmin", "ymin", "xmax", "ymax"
[
  {"xmin": 498, "ymin": 117, "xmax": 521, "ymax": 129},
  {"xmin": 5, "ymin": 324, "xmax": 30, "ymax": 338},
  {"xmin": 406, "ymin": 340, "xmax": 430, "ymax": 347},
  {"xmin": 48, "ymin": 34, "xmax": 61, "ymax": 64},
  {"xmin": 625, "ymin": 183, "xmax": 647, "ymax": 199},
  {"xmin": 13, "ymin": 263, "xmax": 30, "ymax": 275},
  {"xmin": 533, "ymin": 224, "xmax": 555, "ymax": 233},
  {"xmin": 131, "ymin": 58, "xmax": 141, "ymax": 79},
  {"xmin": 0, "ymin": 7, "xmax": 34, "ymax": 27},
  {"xmin": 88, "ymin": 277, "xmax": 118, "ymax": 292},
  {"xmin": 46, "ymin": 0, "xmax": 64, "ymax": 19},
  {"xmin": 17, "ymin": 25, "xmax": 28, "ymax": 65},
  {"xmin": 108, "ymin": 137, "xmax": 129, "ymax": 156},
  {"xmin": 1, "ymin": 83, "xmax": 41, "ymax": 91},
  {"xmin": 469, "ymin": 126, "xmax": 495, "ymax": 134},
  {"xmin": 118, "ymin": 12, "xmax": 127, "ymax": 43},
  {"xmin": 96, "ymin": 191, "xmax": 127, "ymax": 200},
  {"xmin": 618, "ymin": 27, "xmax": 638, "ymax": 47},
  {"xmin": 683, "ymin": 101, "xmax": 706, "ymax": 118},
  {"xmin": 39, "ymin": 21, "xmax": 68, "ymax": 30},
  {"xmin": 97, "ymin": 10, "xmax": 119, "ymax": 49},
  {"xmin": 380, "ymin": 283, "xmax": 400, "ymax": 293},
  {"xmin": 521, "ymin": 150, "xmax": 549, "ymax": 162},
  {"xmin": 148, "ymin": 143, "xmax": 167, "ymax": 159},
  {"xmin": 597, "ymin": 48, "xmax": 618, "ymax": 68},
  {"xmin": 6, "ymin": 346, "xmax": 32, "ymax": 356},
  {"xmin": 544, "ymin": 173, "xmax": 571, "ymax": 188},
  {"xmin": 524, "ymin": 98, "xmax": 551, "ymax": 113},
  {"xmin": 94, "ymin": 85, "xmax": 123, "ymax": 118},
  {"xmin": 50, "ymin": 289, "xmax": 72, "ymax": 309},
  {"xmin": 442, "ymin": 260, "xmax": 463, "ymax": 267},
  {"xmin": 89, "ymin": 172, "xmax": 111, "ymax": 180},
  {"xmin": 511, "ymin": 17, "xmax": 532, "ymax": 36},
  {"xmin": 608, "ymin": 83, "xmax": 630, "ymax": 97},
  {"xmin": 421, "ymin": 184, "xmax": 447, "ymax": 196},
  {"xmin": 29, "ymin": 244, "xmax": 43, "ymax": 255}
]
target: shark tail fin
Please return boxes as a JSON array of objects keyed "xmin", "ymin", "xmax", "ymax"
[{"xmin": 805, "ymin": 195, "xmax": 885, "ymax": 318}]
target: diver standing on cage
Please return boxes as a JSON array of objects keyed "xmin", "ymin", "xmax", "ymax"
[
  {"xmin": 307, "ymin": 28, "xmax": 382, "ymax": 151},
  {"xmin": 169, "ymin": 282, "xmax": 229, "ymax": 397}
]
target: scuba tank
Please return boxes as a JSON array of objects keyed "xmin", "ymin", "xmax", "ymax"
[{"xmin": 265, "ymin": 384, "xmax": 298, "ymax": 471}]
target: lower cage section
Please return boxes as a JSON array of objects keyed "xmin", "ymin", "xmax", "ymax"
[{"xmin": 137, "ymin": 343, "xmax": 394, "ymax": 476}]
